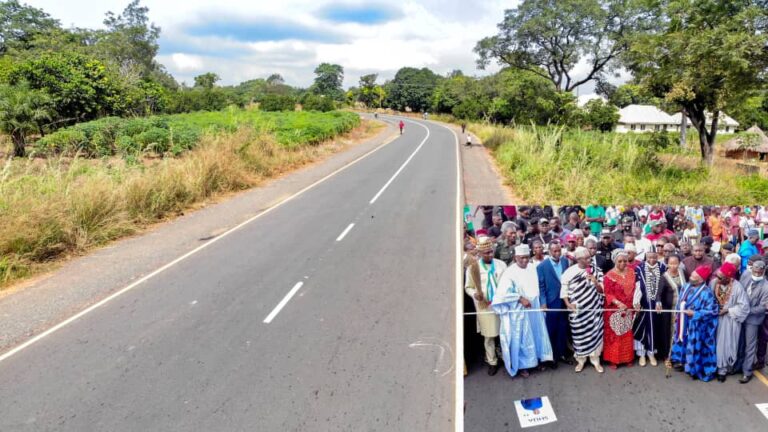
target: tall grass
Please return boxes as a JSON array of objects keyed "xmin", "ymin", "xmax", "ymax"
[
  {"xmin": 482, "ymin": 124, "xmax": 768, "ymax": 203},
  {"xmin": 0, "ymin": 117, "xmax": 373, "ymax": 286}
]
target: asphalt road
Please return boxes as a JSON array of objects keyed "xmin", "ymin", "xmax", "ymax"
[{"xmin": 0, "ymin": 116, "xmax": 459, "ymax": 431}]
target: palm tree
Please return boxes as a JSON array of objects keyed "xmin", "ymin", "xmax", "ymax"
[{"xmin": 0, "ymin": 82, "xmax": 54, "ymax": 157}]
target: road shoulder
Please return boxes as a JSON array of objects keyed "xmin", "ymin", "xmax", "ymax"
[{"xmin": 0, "ymin": 115, "xmax": 398, "ymax": 355}]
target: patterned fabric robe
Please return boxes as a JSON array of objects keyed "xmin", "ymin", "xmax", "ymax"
[
  {"xmin": 714, "ymin": 280, "xmax": 749, "ymax": 374},
  {"xmin": 671, "ymin": 282, "xmax": 719, "ymax": 381},
  {"xmin": 633, "ymin": 262, "xmax": 667, "ymax": 354},
  {"xmin": 560, "ymin": 264, "xmax": 604, "ymax": 357},
  {"xmin": 492, "ymin": 266, "xmax": 553, "ymax": 377}
]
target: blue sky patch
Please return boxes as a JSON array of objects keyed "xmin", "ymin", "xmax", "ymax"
[
  {"xmin": 185, "ymin": 18, "xmax": 345, "ymax": 43},
  {"xmin": 318, "ymin": 3, "xmax": 402, "ymax": 24}
]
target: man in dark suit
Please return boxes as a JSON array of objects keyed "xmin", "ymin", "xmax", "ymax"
[
  {"xmin": 538, "ymin": 241, "xmax": 574, "ymax": 368},
  {"xmin": 586, "ymin": 238, "xmax": 610, "ymax": 274}
]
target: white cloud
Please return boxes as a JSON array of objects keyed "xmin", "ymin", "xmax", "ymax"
[{"xmin": 168, "ymin": 53, "xmax": 205, "ymax": 72}]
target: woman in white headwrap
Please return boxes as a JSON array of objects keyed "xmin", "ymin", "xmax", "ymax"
[{"xmin": 560, "ymin": 246, "xmax": 605, "ymax": 373}]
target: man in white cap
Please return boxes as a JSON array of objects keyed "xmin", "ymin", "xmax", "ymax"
[
  {"xmin": 492, "ymin": 244, "xmax": 553, "ymax": 378},
  {"xmin": 465, "ymin": 236, "xmax": 507, "ymax": 375}
]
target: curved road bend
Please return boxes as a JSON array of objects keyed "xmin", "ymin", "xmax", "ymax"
[{"xmin": 0, "ymin": 116, "xmax": 460, "ymax": 432}]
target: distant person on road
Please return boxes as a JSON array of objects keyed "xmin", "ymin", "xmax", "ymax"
[
  {"xmin": 466, "ymin": 134, "xmax": 472, "ymax": 147},
  {"xmin": 492, "ymin": 244, "xmax": 553, "ymax": 378},
  {"xmin": 398, "ymin": 120, "xmax": 404, "ymax": 135},
  {"xmin": 461, "ymin": 123, "xmax": 467, "ymax": 134},
  {"xmin": 465, "ymin": 237, "xmax": 507, "ymax": 376}
]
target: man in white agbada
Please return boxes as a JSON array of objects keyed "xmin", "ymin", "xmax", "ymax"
[
  {"xmin": 492, "ymin": 244, "xmax": 553, "ymax": 378},
  {"xmin": 465, "ymin": 237, "xmax": 507, "ymax": 376}
]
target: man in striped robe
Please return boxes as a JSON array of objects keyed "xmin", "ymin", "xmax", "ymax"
[{"xmin": 560, "ymin": 246, "xmax": 605, "ymax": 373}]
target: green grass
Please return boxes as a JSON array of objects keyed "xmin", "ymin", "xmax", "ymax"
[
  {"xmin": 477, "ymin": 124, "xmax": 767, "ymax": 203},
  {"xmin": 0, "ymin": 111, "xmax": 368, "ymax": 287},
  {"xmin": 35, "ymin": 108, "xmax": 361, "ymax": 157}
]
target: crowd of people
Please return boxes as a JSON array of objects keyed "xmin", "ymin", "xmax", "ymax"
[{"xmin": 463, "ymin": 205, "xmax": 768, "ymax": 384}]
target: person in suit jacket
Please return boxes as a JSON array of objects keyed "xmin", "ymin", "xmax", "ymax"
[
  {"xmin": 586, "ymin": 239, "xmax": 610, "ymax": 275},
  {"xmin": 736, "ymin": 259, "xmax": 768, "ymax": 383},
  {"xmin": 538, "ymin": 241, "xmax": 574, "ymax": 367}
]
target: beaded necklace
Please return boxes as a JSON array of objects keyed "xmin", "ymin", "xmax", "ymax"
[{"xmin": 715, "ymin": 281, "xmax": 733, "ymax": 308}]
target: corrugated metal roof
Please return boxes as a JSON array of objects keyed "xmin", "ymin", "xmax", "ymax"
[{"xmin": 618, "ymin": 105, "xmax": 678, "ymax": 125}]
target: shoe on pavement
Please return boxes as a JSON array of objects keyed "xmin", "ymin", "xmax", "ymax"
[
  {"xmin": 519, "ymin": 369, "xmax": 530, "ymax": 378},
  {"xmin": 717, "ymin": 374, "xmax": 726, "ymax": 383},
  {"xmin": 575, "ymin": 362, "xmax": 585, "ymax": 373},
  {"xmin": 594, "ymin": 363, "xmax": 604, "ymax": 374},
  {"xmin": 648, "ymin": 354, "xmax": 657, "ymax": 367},
  {"xmin": 739, "ymin": 375, "xmax": 752, "ymax": 384},
  {"xmin": 487, "ymin": 364, "xmax": 499, "ymax": 376},
  {"xmin": 639, "ymin": 355, "xmax": 647, "ymax": 367}
]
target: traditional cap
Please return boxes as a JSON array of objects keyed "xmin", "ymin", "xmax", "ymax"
[
  {"xmin": 719, "ymin": 262, "xmax": 738, "ymax": 279},
  {"xmin": 748, "ymin": 229, "xmax": 760, "ymax": 238},
  {"xmin": 476, "ymin": 236, "xmax": 494, "ymax": 253},
  {"xmin": 515, "ymin": 244, "xmax": 531, "ymax": 256},
  {"xmin": 611, "ymin": 249, "xmax": 628, "ymax": 262},
  {"xmin": 638, "ymin": 209, "xmax": 648, "ymax": 217},
  {"xmin": 565, "ymin": 233, "xmax": 576, "ymax": 242},
  {"xmin": 574, "ymin": 246, "xmax": 590, "ymax": 259},
  {"xmin": 476, "ymin": 228, "xmax": 489, "ymax": 237},
  {"xmin": 625, "ymin": 243, "xmax": 637, "ymax": 253},
  {"xmin": 694, "ymin": 265, "xmax": 713, "ymax": 281},
  {"xmin": 725, "ymin": 253, "xmax": 741, "ymax": 266},
  {"xmin": 649, "ymin": 220, "xmax": 661, "ymax": 227}
]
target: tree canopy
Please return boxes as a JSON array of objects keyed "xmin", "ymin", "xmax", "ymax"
[
  {"xmin": 624, "ymin": 0, "xmax": 768, "ymax": 164},
  {"xmin": 475, "ymin": 0, "xmax": 650, "ymax": 92}
]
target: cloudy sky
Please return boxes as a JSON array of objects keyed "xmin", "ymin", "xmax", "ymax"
[{"xmin": 26, "ymin": 0, "xmax": 521, "ymax": 88}]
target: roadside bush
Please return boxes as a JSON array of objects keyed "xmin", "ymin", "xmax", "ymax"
[
  {"xmin": 260, "ymin": 94, "xmax": 295, "ymax": 111},
  {"xmin": 302, "ymin": 94, "xmax": 335, "ymax": 112}
]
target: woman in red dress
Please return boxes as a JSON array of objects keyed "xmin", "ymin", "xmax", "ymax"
[{"xmin": 603, "ymin": 249, "xmax": 637, "ymax": 369}]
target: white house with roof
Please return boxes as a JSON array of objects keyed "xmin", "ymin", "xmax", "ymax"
[
  {"xmin": 616, "ymin": 104, "xmax": 740, "ymax": 134},
  {"xmin": 616, "ymin": 104, "xmax": 678, "ymax": 133},
  {"xmin": 669, "ymin": 112, "xmax": 739, "ymax": 134}
]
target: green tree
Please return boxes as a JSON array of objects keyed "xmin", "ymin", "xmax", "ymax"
[
  {"xmin": 475, "ymin": 0, "xmax": 649, "ymax": 92},
  {"xmin": 302, "ymin": 93, "xmax": 335, "ymax": 112},
  {"xmin": 0, "ymin": 82, "xmax": 53, "ymax": 157},
  {"xmin": 624, "ymin": 0, "xmax": 768, "ymax": 165},
  {"xmin": 358, "ymin": 73, "xmax": 382, "ymax": 107},
  {"xmin": 194, "ymin": 72, "xmax": 220, "ymax": 90},
  {"xmin": 266, "ymin": 73, "xmax": 284, "ymax": 86},
  {"xmin": 9, "ymin": 51, "xmax": 123, "ymax": 123},
  {"xmin": 95, "ymin": 0, "xmax": 160, "ymax": 81},
  {"xmin": 607, "ymin": 83, "xmax": 658, "ymax": 108},
  {"xmin": 484, "ymin": 69, "xmax": 565, "ymax": 125},
  {"xmin": 384, "ymin": 67, "xmax": 441, "ymax": 112},
  {"xmin": 582, "ymin": 99, "xmax": 620, "ymax": 132},
  {"xmin": 311, "ymin": 63, "xmax": 344, "ymax": 101},
  {"xmin": 259, "ymin": 93, "xmax": 295, "ymax": 111},
  {"xmin": 0, "ymin": 0, "xmax": 60, "ymax": 55}
]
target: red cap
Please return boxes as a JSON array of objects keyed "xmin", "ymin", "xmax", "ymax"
[
  {"xmin": 694, "ymin": 265, "xmax": 713, "ymax": 281},
  {"xmin": 718, "ymin": 262, "xmax": 738, "ymax": 279},
  {"xmin": 565, "ymin": 234, "xmax": 576, "ymax": 242},
  {"xmin": 476, "ymin": 229, "xmax": 489, "ymax": 236}
]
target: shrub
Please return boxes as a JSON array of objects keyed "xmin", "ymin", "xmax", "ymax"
[
  {"xmin": 260, "ymin": 94, "xmax": 296, "ymax": 111},
  {"xmin": 302, "ymin": 94, "xmax": 335, "ymax": 112}
]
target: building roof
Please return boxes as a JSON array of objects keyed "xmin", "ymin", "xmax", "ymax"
[
  {"xmin": 724, "ymin": 126, "xmax": 768, "ymax": 153},
  {"xmin": 618, "ymin": 105, "xmax": 677, "ymax": 125},
  {"xmin": 669, "ymin": 111, "xmax": 740, "ymax": 127}
]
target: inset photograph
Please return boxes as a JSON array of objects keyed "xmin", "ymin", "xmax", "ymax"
[{"xmin": 462, "ymin": 205, "xmax": 768, "ymax": 431}]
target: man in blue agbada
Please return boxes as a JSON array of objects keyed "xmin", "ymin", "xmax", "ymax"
[
  {"xmin": 671, "ymin": 265, "xmax": 719, "ymax": 381},
  {"xmin": 492, "ymin": 244, "xmax": 553, "ymax": 378}
]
